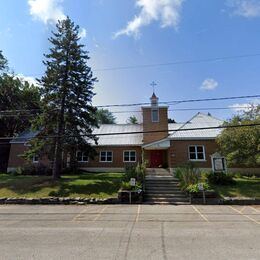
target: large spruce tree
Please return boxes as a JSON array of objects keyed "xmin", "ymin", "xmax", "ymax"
[{"xmin": 32, "ymin": 17, "xmax": 98, "ymax": 179}]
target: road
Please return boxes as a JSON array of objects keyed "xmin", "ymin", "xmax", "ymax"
[{"xmin": 0, "ymin": 204, "xmax": 259, "ymax": 260}]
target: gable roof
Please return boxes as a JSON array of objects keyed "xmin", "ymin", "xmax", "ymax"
[
  {"xmin": 169, "ymin": 112, "xmax": 223, "ymax": 140},
  {"xmin": 92, "ymin": 124, "xmax": 143, "ymax": 146}
]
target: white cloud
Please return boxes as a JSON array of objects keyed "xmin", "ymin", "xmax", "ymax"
[
  {"xmin": 28, "ymin": 0, "xmax": 66, "ymax": 24},
  {"xmin": 229, "ymin": 99, "xmax": 260, "ymax": 112},
  {"xmin": 16, "ymin": 74, "xmax": 39, "ymax": 86},
  {"xmin": 79, "ymin": 28, "xmax": 87, "ymax": 39},
  {"xmin": 226, "ymin": 0, "xmax": 260, "ymax": 17},
  {"xmin": 200, "ymin": 78, "xmax": 219, "ymax": 91},
  {"xmin": 114, "ymin": 0, "xmax": 184, "ymax": 38}
]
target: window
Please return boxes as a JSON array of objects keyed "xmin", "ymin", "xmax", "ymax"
[
  {"xmin": 32, "ymin": 154, "xmax": 39, "ymax": 163},
  {"xmin": 76, "ymin": 151, "xmax": 88, "ymax": 162},
  {"xmin": 100, "ymin": 151, "xmax": 113, "ymax": 162},
  {"xmin": 124, "ymin": 151, "xmax": 136, "ymax": 162},
  {"xmin": 151, "ymin": 109, "xmax": 159, "ymax": 122},
  {"xmin": 189, "ymin": 146, "xmax": 205, "ymax": 161}
]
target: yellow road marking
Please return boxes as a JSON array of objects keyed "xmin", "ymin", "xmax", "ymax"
[
  {"xmin": 249, "ymin": 206, "xmax": 260, "ymax": 213},
  {"xmin": 239, "ymin": 206, "xmax": 245, "ymax": 213},
  {"xmin": 72, "ymin": 206, "xmax": 89, "ymax": 221},
  {"xmin": 228, "ymin": 206, "xmax": 259, "ymax": 225},
  {"xmin": 135, "ymin": 205, "xmax": 141, "ymax": 223},
  {"xmin": 191, "ymin": 205, "xmax": 209, "ymax": 222},
  {"xmin": 92, "ymin": 205, "xmax": 108, "ymax": 222}
]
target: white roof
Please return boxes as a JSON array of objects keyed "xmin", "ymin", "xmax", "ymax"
[
  {"xmin": 93, "ymin": 124, "xmax": 143, "ymax": 146},
  {"xmin": 169, "ymin": 113, "xmax": 223, "ymax": 140}
]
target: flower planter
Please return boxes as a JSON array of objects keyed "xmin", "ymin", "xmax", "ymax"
[{"xmin": 118, "ymin": 189, "xmax": 143, "ymax": 203}]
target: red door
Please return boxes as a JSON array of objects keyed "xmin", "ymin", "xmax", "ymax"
[{"xmin": 150, "ymin": 150, "xmax": 163, "ymax": 168}]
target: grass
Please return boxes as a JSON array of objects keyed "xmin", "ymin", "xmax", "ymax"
[
  {"xmin": 0, "ymin": 173, "xmax": 123, "ymax": 199},
  {"xmin": 212, "ymin": 176, "xmax": 260, "ymax": 198}
]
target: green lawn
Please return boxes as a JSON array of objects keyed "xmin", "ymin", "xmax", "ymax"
[
  {"xmin": 0, "ymin": 173, "xmax": 123, "ymax": 199},
  {"xmin": 213, "ymin": 176, "xmax": 260, "ymax": 198}
]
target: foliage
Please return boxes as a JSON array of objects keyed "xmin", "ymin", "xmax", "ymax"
[
  {"xmin": 123, "ymin": 161, "xmax": 147, "ymax": 183},
  {"xmin": 96, "ymin": 108, "xmax": 116, "ymax": 124},
  {"xmin": 186, "ymin": 183, "xmax": 210, "ymax": 193},
  {"xmin": 168, "ymin": 118, "xmax": 176, "ymax": 123},
  {"xmin": 127, "ymin": 115, "xmax": 138, "ymax": 124},
  {"xmin": 217, "ymin": 105, "xmax": 260, "ymax": 167},
  {"xmin": 27, "ymin": 17, "xmax": 98, "ymax": 179},
  {"xmin": 175, "ymin": 162, "xmax": 200, "ymax": 190},
  {"xmin": 121, "ymin": 181, "xmax": 142, "ymax": 191},
  {"xmin": 207, "ymin": 171, "xmax": 235, "ymax": 185},
  {"xmin": 0, "ymin": 50, "xmax": 8, "ymax": 72},
  {"xmin": 0, "ymin": 73, "xmax": 41, "ymax": 137}
]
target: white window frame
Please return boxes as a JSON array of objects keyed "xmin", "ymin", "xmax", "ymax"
[
  {"xmin": 100, "ymin": 151, "xmax": 113, "ymax": 163},
  {"xmin": 76, "ymin": 151, "xmax": 89, "ymax": 163},
  {"xmin": 188, "ymin": 145, "xmax": 206, "ymax": 161},
  {"xmin": 151, "ymin": 108, "xmax": 159, "ymax": 122},
  {"xmin": 123, "ymin": 150, "xmax": 136, "ymax": 163},
  {"xmin": 32, "ymin": 154, "xmax": 39, "ymax": 163}
]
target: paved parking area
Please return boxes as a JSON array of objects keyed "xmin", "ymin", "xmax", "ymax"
[{"xmin": 0, "ymin": 204, "xmax": 259, "ymax": 260}]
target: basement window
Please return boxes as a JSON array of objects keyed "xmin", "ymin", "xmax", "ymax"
[{"xmin": 188, "ymin": 146, "xmax": 206, "ymax": 161}]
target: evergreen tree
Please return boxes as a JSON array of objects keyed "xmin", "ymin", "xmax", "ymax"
[
  {"xmin": 30, "ymin": 17, "xmax": 98, "ymax": 179},
  {"xmin": 96, "ymin": 108, "xmax": 116, "ymax": 124},
  {"xmin": 127, "ymin": 115, "xmax": 138, "ymax": 124},
  {"xmin": 0, "ymin": 50, "xmax": 8, "ymax": 72}
]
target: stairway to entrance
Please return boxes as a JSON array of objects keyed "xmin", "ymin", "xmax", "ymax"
[{"xmin": 144, "ymin": 168, "xmax": 190, "ymax": 204}]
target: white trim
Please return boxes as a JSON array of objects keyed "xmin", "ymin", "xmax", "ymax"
[
  {"xmin": 76, "ymin": 151, "xmax": 89, "ymax": 163},
  {"xmin": 99, "ymin": 151, "xmax": 113, "ymax": 163},
  {"xmin": 151, "ymin": 108, "xmax": 159, "ymax": 122},
  {"xmin": 123, "ymin": 150, "xmax": 136, "ymax": 163},
  {"xmin": 188, "ymin": 145, "xmax": 206, "ymax": 161}
]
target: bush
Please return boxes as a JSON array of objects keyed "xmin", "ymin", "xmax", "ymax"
[
  {"xmin": 186, "ymin": 183, "xmax": 210, "ymax": 193},
  {"xmin": 175, "ymin": 162, "xmax": 200, "ymax": 190},
  {"xmin": 17, "ymin": 164, "xmax": 52, "ymax": 176},
  {"xmin": 121, "ymin": 181, "xmax": 142, "ymax": 191},
  {"xmin": 123, "ymin": 161, "xmax": 147, "ymax": 183},
  {"xmin": 207, "ymin": 171, "xmax": 235, "ymax": 185}
]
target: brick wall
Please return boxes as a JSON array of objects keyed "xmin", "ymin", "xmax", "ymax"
[
  {"xmin": 168, "ymin": 140, "xmax": 218, "ymax": 168},
  {"xmin": 77, "ymin": 146, "xmax": 142, "ymax": 168},
  {"xmin": 142, "ymin": 106, "xmax": 168, "ymax": 144}
]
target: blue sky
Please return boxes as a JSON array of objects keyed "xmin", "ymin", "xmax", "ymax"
[{"xmin": 0, "ymin": 0, "xmax": 260, "ymax": 123}]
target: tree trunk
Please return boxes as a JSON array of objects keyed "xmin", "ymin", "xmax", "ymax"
[{"xmin": 52, "ymin": 95, "xmax": 65, "ymax": 180}]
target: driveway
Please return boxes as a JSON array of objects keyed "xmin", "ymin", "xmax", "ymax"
[{"xmin": 0, "ymin": 204, "xmax": 259, "ymax": 260}]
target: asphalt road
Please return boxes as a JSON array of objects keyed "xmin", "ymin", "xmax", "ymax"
[{"xmin": 0, "ymin": 204, "xmax": 259, "ymax": 260}]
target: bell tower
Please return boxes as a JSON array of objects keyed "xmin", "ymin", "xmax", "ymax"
[{"xmin": 142, "ymin": 92, "xmax": 169, "ymax": 144}]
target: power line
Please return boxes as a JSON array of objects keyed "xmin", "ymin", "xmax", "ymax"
[
  {"xmin": 0, "ymin": 106, "xmax": 257, "ymax": 117},
  {"xmin": 1, "ymin": 123, "xmax": 259, "ymax": 141},
  {"xmin": 94, "ymin": 53, "xmax": 260, "ymax": 72},
  {"xmin": 96, "ymin": 94, "xmax": 260, "ymax": 108}
]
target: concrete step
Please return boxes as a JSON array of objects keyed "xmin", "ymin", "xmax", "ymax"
[
  {"xmin": 145, "ymin": 190, "xmax": 183, "ymax": 194},
  {"xmin": 145, "ymin": 184, "xmax": 180, "ymax": 188},
  {"xmin": 145, "ymin": 197, "xmax": 190, "ymax": 203},
  {"xmin": 145, "ymin": 194, "xmax": 187, "ymax": 199},
  {"xmin": 144, "ymin": 201, "xmax": 190, "ymax": 205}
]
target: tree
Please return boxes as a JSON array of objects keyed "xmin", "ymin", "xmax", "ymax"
[
  {"xmin": 0, "ymin": 51, "xmax": 40, "ymax": 137},
  {"xmin": 168, "ymin": 118, "xmax": 176, "ymax": 123},
  {"xmin": 127, "ymin": 115, "xmax": 138, "ymax": 124},
  {"xmin": 96, "ymin": 108, "xmax": 116, "ymax": 124},
  {"xmin": 217, "ymin": 105, "xmax": 260, "ymax": 167},
  {"xmin": 29, "ymin": 17, "xmax": 98, "ymax": 179},
  {"xmin": 0, "ymin": 50, "xmax": 8, "ymax": 72}
]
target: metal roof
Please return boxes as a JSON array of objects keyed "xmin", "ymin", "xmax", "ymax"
[
  {"xmin": 169, "ymin": 112, "xmax": 224, "ymax": 140},
  {"xmin": 93, "ymin": 124, "xmax": 143, "ymax": 146}
]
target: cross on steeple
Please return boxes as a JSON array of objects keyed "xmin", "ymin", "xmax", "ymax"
[{"xmin": 150, "ymin": 81, "xmax": 157, "ymax": 93}]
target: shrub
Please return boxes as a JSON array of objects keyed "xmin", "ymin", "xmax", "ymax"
[
  {"xmin": 186, "ymin": 183, "xmax": 210, "ymax": 193},
  {"xmin": 120, "ymin": 181, "xmax": 142, "ymax": 191},
  {"xmin": 207, "ymin": 171, "xmax": 235, "ymax": 185},
  {"xmin": 19, "ymin": 164, "xmax": 52, "ymax": 176},
  {"xmin": 175, "ymin": 162, "xmax": 200, "ymax": 190}
]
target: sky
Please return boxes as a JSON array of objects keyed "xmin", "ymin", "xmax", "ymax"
[{"xmin": 0, "ymin": 0, "xmax": 260, "ymax": 123}]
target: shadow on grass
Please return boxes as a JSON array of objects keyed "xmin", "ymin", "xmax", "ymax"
[
  {"xmin": 0, "ymin": 173, "xmax": 123, "ymax": 197},
  {"xmin": 214, "ymin": 177, "xmax": 260, "ymax": 198}
]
